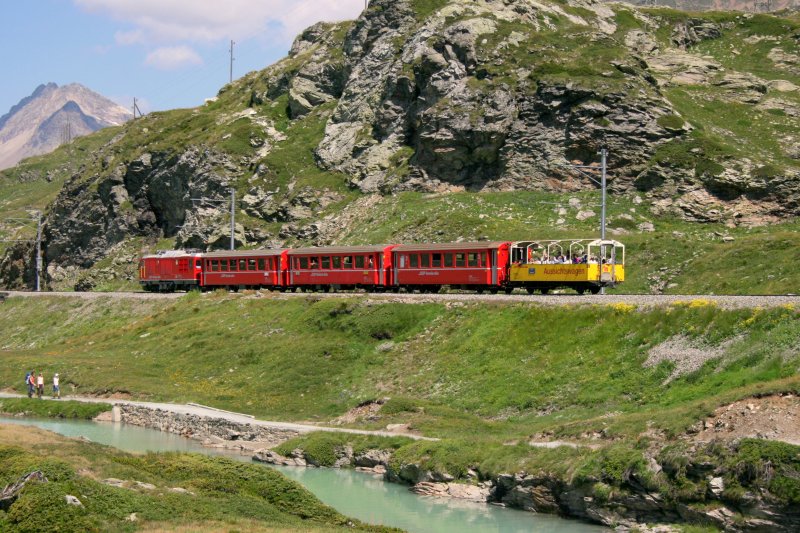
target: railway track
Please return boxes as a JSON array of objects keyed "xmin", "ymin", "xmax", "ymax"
[{"xmin": 3, "ymin": 290, "xmax": 799, "ymax": 309}]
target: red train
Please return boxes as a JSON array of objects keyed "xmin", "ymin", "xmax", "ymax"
[{"xmin": 139, "ymin": 239, "xmax": 625, "ymax": 295}]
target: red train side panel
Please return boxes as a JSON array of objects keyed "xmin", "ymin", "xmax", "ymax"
[
  {"xmin": 392, "ymin": 242, "xmax": 510, "ymax": 289},
  {"xmin": 286, "ymin": 246, "xmax": 396, "ymax": 289},
  {"xmin": 201, "ymin": 250, "xmax": 284, "ymax": 289}
]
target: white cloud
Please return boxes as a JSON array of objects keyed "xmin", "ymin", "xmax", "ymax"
[
  {"xmin": 145, "ymin": 46, "xmax": 203, "ymax": 70},
  {"xmin": 115, "ymin": 29, "xmax": 145, "ymax": 46},
  {"xmin": 75, "ymin": 0, "xmax": 365, "ymax": 45}
]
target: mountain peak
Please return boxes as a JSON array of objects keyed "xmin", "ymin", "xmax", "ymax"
[{"xmin": 0, "ymin": 83, "xmax": 132, "ymax": 170}]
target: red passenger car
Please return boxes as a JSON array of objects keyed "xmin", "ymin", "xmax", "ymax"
[
  {"xmin": 392, "ymin": 242, "xmax": 511, "ymax": 293},
  {"xmin": 286, "ymin": 246, "xmax": 396, "ymax": 291},
  {"xmin": 139, "ymin": 251, "xmax": 203, "ymax": 292},
  {"xmin": 202, "ymin": 249, "xmax": 285, "ymax": 291}
]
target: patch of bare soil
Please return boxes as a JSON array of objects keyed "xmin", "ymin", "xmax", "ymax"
[
  {"xmin": 329, "ymin": 399, "xmax": 385, "ymax": 425},
  {"xmin": 689, "ymin": 393, "xmax": 800, "ymax": 445}
]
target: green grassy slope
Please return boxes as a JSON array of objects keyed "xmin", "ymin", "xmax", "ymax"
[
  {"xmin": 0, "ymin": 424, "xmax": 397, "ymax": 533},
  {"xmin": 1, "ymin": 294, "xmax": 799, "ymax": 519},
  {"xmin": 0, "ymin": 295, "xmax": 797, "ymax": 443}
]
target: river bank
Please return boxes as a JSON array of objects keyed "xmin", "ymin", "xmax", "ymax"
[
  {"xmin": 7, "ymin": 395, "xmax": 800, "ymax": 532},
  {"xmin": 0, "ymin": 422, "xmax": 398, "ymax": 533},
  {"xmin": 0, "ymin": 416, "xmax": 603, "ymax": 533}
]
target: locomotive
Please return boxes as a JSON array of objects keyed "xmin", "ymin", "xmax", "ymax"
[{"xmin": 139, "ymin": 239, "xmax": 625, "ymax": 295}]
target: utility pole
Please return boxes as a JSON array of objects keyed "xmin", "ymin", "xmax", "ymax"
[
  {"xmin": 0, "ymin": 210, "xmax": 45, "ymax": 291},
  {"xmin": 230, "ymin": 189, "xmax": 236, "ymax": 250},
  {"xmin": 61, "ymin": 121, "xmax": 72, "ymax": 145},
  {"xmin": 35, "ymin": 211, "xmax": 42, "ymax": 292},
  {"xmin": 133, "ymin": 98, "xmax": 143, "ymax": 119},
  {"xmin": 598, "ymin": 148, "xmax": 608, "ymax": 295},
  {"xmin": 229, "ymin": 40, "xmax": 236, "ymax": 84},
  {"xmin": 599, "ymin": 148, "xmax": 607, "ymax": 242}
]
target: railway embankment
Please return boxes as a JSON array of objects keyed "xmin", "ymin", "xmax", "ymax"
[{"xmin": 1, "ymin": 293, "xmax": 799, "ymax": 530}]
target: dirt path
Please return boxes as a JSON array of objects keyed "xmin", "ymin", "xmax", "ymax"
[{"xmin": 0, "ymin": 392, "xmax": 436, "ymax": 442}]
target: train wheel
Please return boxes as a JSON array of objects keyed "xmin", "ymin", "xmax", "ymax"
[
  {"xmin": 490, "ymin": 288, "xmax": 499, "ymax": 295},
  {"xmin": 477, "ymin": 288, "xmax": 484, "ymax": 294},
  {"xmin": 504, "ymin": 287, "xmax": 513, "ymax": 295},
  {"xmin": 540, "ymin": 288, "xmax": 550, "ymax": 295},
  {"xmin": 526, "ymin": 288, "xmax": 535, "ymax": 295},
  {"xmin": 576, "ymin": 288, "xmax": 585, "ymax": 295},
  {"xmin": 590, "ymin": 286, "xmax": 601, "ymax": 295}
]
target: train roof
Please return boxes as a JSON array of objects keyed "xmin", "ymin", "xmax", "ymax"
[
  {"xmin": 287, "ymin": 245, "xmax": 390, "ymax": 255},
  {"xmin": 393, "ymin": 241, "xmax": 509, "ymax": 252},
  {"xmin": 203, "ymin": 249, "xmax": 285, "ymax": 258},
  {"xmin": 141, "ymin": 250, "xmax": 202, "ymax": 259}
]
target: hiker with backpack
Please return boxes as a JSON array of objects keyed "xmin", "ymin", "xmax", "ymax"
[{"xmin": 26, "ymin": 371, "xmax": 35, "ymax": 398}]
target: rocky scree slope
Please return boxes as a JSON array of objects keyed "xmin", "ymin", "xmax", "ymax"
[{"xmin": 0, "ymin": 0, "xmax": 799, "ymax": 289}]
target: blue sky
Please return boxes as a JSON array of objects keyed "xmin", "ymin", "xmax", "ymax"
[{"xmin": 0, "ymin": 0, "xmax": 366, "ymax": 115}]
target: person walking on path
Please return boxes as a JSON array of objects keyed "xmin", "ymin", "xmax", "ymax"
[
  {"xmin": 52, "ymin": 373, "xmax": 60, "ymax": 399},
  {"xmin": 36, "ymin": 372, "xmax": 44, "ymax": 399},
  {"xmin": 27, "ymin": 371, "xmax": 36, "ymax": 398}
]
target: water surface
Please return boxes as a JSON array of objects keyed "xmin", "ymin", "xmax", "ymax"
[{"xmin": 0, "ymin": 416, "xmax": 605, "ymax": 533}]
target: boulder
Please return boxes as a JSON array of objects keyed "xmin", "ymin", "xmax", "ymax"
[{"xmin": 64, "ymin": 495, "xmax": 83, "ymax": 507}]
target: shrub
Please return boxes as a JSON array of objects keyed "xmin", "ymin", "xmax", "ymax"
[
  {"xmin": 657, "ymin": 114, "xmax": 685, "ymax": 130},
  {"xmin": 381, "ymin": 397, "xmax": 422, "ymax": 415},
  {"xmin": 7, "ymin": 482, "xmax": 99, "ymax": 533}
]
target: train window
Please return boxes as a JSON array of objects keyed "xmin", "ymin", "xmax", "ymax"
[
  {"xmin": 444, "ymin": 253, "xmax": 454, "ymax": 267},
  {"xmin": 299, "ymin": 257, "xmax": 309, "ymax": 269},
  {"xmin": 333, "ymin": 256, "xmax": 341, "ymax": 269},
  {"xmin": 355, "ymin": 256, "xmax": 365, "ymax": 268},
  {"xmin": 343, "ymin": 256, "xmax": 353, "ymax": 268},
  {"xmin": 468, "ymin": 253, "xmax": 479, "ymax": 267},
  {"xmin": 409, "ymin": 254, "xmax": 418, "ymax": 268},
  {"xmin": 432, "ymin": 253, "xmax": 442, "ymax": 267},
  {"xmin": 421, "ymin": 254, "xmax": 430, "ymax": 267},
  {"xmin": 211, "ymin": 260, "xmax": 219, "ymax": 272},
  {"xmin": 322, "ymin": 256, "xmax": 330, "ymax": 269},
  {"xmin": 238, "ymin": 259, "xmax": 246, "ymax": 271},
  {"xmin": 309, "ymin": 257, "xmax": 319, "ymax": 269},
  {"xmin": 248, "ymin": 259, "xmax": 257, "ymax": 271},
  {"xmin": 221, "ymin": 260, "xmax": 229, "ymax": 272},
  {"xmin": 482, "ymin": 252, "xmax": 488, "ymax": 266},
  {"xmin": 258, "ymin": 259, "xmax": 266, "ymax": 271},
  {"xmin": 455, "ymin": 253, "xmax": 465, "ymax": 267}
]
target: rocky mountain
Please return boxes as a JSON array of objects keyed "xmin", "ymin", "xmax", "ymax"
[
  {"xmin": 0, "ymin": 0, "xmax": 799, "ymax": 290},
  {"xmin": 617, "ymin": 0, "xmax": 799, "ymax": 12},
  {"xmin": 0, "ymin": 83, "xmax": 132, "ymax": 170}
]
